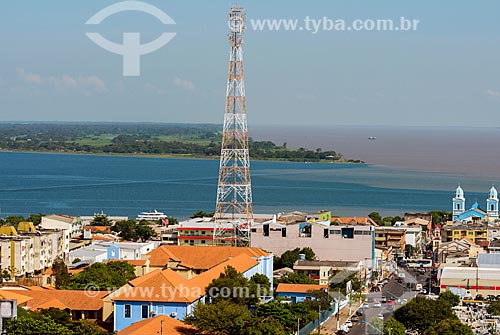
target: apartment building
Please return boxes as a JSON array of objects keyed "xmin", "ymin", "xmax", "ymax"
[{"xmin": 250, "ymin": 220, "xmax": 374, "ymax": 262}]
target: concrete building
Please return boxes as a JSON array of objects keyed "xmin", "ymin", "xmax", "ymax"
[
  {"xmin": 40, "ymin": 215, "xmax": 82, "ymax": 255},
  {"xmin": 0, "ymin": 223, "xmax": 65, "ymax": 278},
  {"xmin": 69, "ymin": 241, "xmax": 159, "ymax": 264},
  {"xmin": 292, "ymin": 260, "xmax": 361, "ymax": 285},
  {"xmin": 441, "ymin": 223, "xmax": 488, "ymax": 244},
  {"xmin": 177, "ymin": 218, "xmax": 234, "ymax": 246},
  {"xmin": 374, "ymin": 227, "xmax": 406, "ymax": 255},
  {"xmin": 440, "ymin": 266, "xmax": 500, "ymax": 298},
  {"xmin": 250, "ymin": 220, "xmax": 374, "ymax": 262}
]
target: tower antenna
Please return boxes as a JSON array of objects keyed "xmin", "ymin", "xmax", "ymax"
[{"xmin": 214, "ymin": 5, "xmax": 253, "ymax": 246}]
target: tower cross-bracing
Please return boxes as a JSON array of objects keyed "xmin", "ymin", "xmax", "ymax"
[{"xmin": 214, "ymin": 6, "xmax": 253, "ymax": 246}]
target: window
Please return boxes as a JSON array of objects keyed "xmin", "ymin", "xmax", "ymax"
[
  {"xmin": 141, "ymin": 305, "xmax": 149, "ymax": 319},
  {"xmin": 201, "ymin": 240, "xmax": 206, "ymax": 244},
  {"xmin": 124, "ymin": 305, "xmax": 131, "ymax": 318},
  {"xmin": 329, "ymin": 229, "xmax": 341, "ymax": 235},
  {"xmin": 457, "ymin": 203, "xmax": 460, "ymax": 210},
  {"xmin": 251, "ymin": 228, "xmax": 257, "ymax": 233},
  {"xmin": 263, "ymin": 224, "xmax": 269, "ymax": 237},
  {"xmin": 324, "ymin": 229, "xmax": 329, "ymax": 238},
  {"xmin": 281, "ymin": 228, "xmax": 287, "ymax": 237},
  {"xmin": 354, "ymin": 230, "xmax": 363, "ymax": 235},
  {"xmin": 492, "ymin": 204, "xmax": 495, "ymax": 211},
  {"xmin": 341, "ymin": 227, "xmax": 354, "ymax": 239}
]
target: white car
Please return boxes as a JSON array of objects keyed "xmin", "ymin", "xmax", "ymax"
[
  {"xmin": 345, "ymin": 319, "xmax": 353, "ymax": 328},
  {"xmin": 362, "ymin": 303, "xmax": 369, "ymax": 308},
  {"xmin": 373, "ymin": 302, "xmax": 382, "ymax": 308}
]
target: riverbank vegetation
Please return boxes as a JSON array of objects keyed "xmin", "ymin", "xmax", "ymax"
[{"xmin": 0, "ymin": 123, "xmax": 362, "ymax": 163}]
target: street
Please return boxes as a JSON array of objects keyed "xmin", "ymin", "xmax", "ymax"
[{"xmin": 330, "ymin": 268, "xmax": 433, "ymax": 335}]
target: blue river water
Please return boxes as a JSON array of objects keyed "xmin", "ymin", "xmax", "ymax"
[{"xmin": 0, "ymin": 152, "xmax": 497, "ymax": 219}]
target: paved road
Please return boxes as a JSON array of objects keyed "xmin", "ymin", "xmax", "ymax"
[{"xmin": 344, "ymin": 268, "xmax": 432, "ymax": 335}]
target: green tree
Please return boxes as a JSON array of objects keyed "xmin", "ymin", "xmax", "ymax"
[
  {"xmin": 67, "ymin": 261, "xmax": 135, "ymax": 290},
  {"xmin": 135, "ymin": 221, "xmax": 156, "ymax": 241},
  {"xmin": 276, "ymin": 272, "xmax": 317, "ymax": 284},
  {"xmin": 5, "ymin": 314, "xmax": 73, "ymax": 335},
  {"xmin": 4, "ymin": 215, "xmax": 25, "ymax": 227},
  {"xmin": 384, "ymin": 318, "xmax": 406, "ymax": 335},
  {"xmin": 28, "ymin": 213, "xmax": 43, "ymax": 225},
  {"xmin": 36, "ymin": 308, "xmax": 72, "ymax": 328},
  {"xmin": 52, "ymin": 257, "xmax": 70, "ymax": 289},
  {"xmin": 438, "ymin": 290, "xmax": 460, "ymax": 307},
  {"xmin": 111, "ymin": 220, "xmax": 156, "ymax": 242},
  {"xmin": 90, "ymin": 214, "xmax": 111, "ymax": 226},
  {"xmin": 368, "ymin": 212, "xmax": 383, "ymax": 226},
  {"xmin": 190, "ymin": 210, "xmax": 213, "ymax": 218},
  {"xmin": 206, "ymin": 266, "xmax": 258, "ymax": 306},
  {"xmin": 487, "ymin": 300, "xmax": 500, "ymax": 315},
  {"xmin": 187, "ymin": 300, "xmax": 283, "ymax": 335},
  {"xmin": 393, "ymin": 297, "xmax": 456, "ymax": 333},
  {"xmin": 255, "ymin": 300, "xmax": 296, "ymax": 331},
  {"xmin": 274, "ymin": 247, "xmax": 316, "ymax": 269},
  {"xmin": 405, "ymin": 244, "xmax": 415, "ymax": 258},
  {"xmin": 367, "ymin": 316, "xmax": 384, "ymax": 335},
  {"xmin": 71, "ymin": 319, "xmax": 110, "ymax": 335},
  {"xmin": 424, "ymin": 318, "xmax": 473, "ymax": 335}
]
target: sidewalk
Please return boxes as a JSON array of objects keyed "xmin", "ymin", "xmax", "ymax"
[{"xmin": 316, "ymin": 301, "xmax": 361, "ymax": 334}]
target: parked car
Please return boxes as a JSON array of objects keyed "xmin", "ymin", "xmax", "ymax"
[
  {"xmin": 373, "ymin": 302, "xmax": 382, "ymax": 308},
  {"xmin": 351, "ymin": 315, "xmax": 360, "ymax": 322},
  {"xmin": 362, "ymin": 303, "xmax": 369, "ymax": 309},
  {"xmin": 345, "ymin": 319, "xmax": 353, "ymax": 328},
  {"xmin": 380, "ymin": 296, "xmax": 387, "ymax": 303},
  {"xmin": 355, "ymin": 310, "xmax": 364, "ymax": 316}
]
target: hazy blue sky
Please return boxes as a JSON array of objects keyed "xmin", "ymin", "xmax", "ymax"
[{"xmin": 1, "ymin": 0, "xmax": 500, "ymax": 126}]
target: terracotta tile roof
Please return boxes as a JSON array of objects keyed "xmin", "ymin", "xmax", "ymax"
[
  {"xmin": 0, "ymin": 290, "xmax": 33, "ymax": 305},
  {"xmin": 1, "ymin": 289, "xmax": 109, "ymax": 311},
  {"xmin": 114, "ymin": 254, "xmax": 259, "ymax": 303},
  {"xmin": 117, "ymin": 315, "xmax": 198, "ymax": 335},
  {"xmin": 188, "ymin": 254, "xmax": 259, "ymax": 292},
  {"xmin": 331, "ymin": 217, "xmax": 377, "ymax": 226},
  {"xmin": 276, "ymin": 283, "xmax": 328, "ymax": 294},
  {"xmin": 147, "ymin": 245, "xmax": 269, "ymax": 269},
  {"xmin": 85, "ymin": 226, "xmax": 112, "ymax": 233}
]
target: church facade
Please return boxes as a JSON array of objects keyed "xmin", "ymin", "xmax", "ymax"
[{"xmin": 452, "ymin": 186, "xmax": 499, "ymax": 223}]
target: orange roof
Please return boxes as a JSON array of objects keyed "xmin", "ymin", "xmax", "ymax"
[
  {"xmin": 115, "ymin": 254, "xmax": 259, "ymax": 303},
  {"xmin": 331, "ymin": 217, "xmax": 377, "ymax": 226},
  {"xmin": 117, "ymin": 315, "xmax": 197, "ymax": 335},
  {"xmin": 125, "ymin": 260, "xmax": 147, "ymax": 266},
  {"xmin": 84, "ymin": 226, "xmax": 112, "ymax": 233},
  {"xmin": 147, "ymin": 245, "xmax": 269, "ymax": 269},
  {"xmin": 0, "ymin": 289, "xmax": 109, "ymax": 311},
  {"xmin": 276, "ymin": 283, "xmax": 328, "ymax": 294},
  {"xmin": 0, "ymin": 290, "xmax": 33, "ymax": 305}
]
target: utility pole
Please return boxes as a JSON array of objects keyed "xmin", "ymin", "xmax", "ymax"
[{"xmin": 214, "ymin": 5, "xmax": 253, "ymax": 246}]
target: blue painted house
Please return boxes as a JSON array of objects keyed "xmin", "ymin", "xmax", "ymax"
[
  {"xmin": 113, "ymin": 253, "xmax": 262, "ymax": 331},
  {"xmin": 276, "ymin": 283, "xmax": 328, "ymax": 303}
]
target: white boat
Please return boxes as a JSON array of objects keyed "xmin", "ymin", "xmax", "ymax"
[{"xmin": 137, "ymin": 210, "xmax": 168, "ymax": 221}]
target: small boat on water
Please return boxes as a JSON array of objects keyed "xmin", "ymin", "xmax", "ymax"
[
  {"xmin": 368, "ymin": 136, "xmax": 377, "ymax": 140},
  {"xmin": 137, "ymin": 210, "xmax": 168, "ymax": 221}
]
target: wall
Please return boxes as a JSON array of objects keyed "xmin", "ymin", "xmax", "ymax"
[
  {"xmin": 251, "ymin": 222, "xmax": 373, "ymax": 262},
  {"xmin": 114, "ymin": 300, "xmax": 192, "ymax": 331}
]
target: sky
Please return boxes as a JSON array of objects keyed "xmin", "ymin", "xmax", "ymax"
[{"xmin": 1, "ymin": 0, "xmax": 500, "ymax": 127}]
